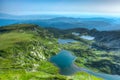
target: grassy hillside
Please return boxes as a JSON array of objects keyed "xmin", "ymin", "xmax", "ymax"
[{"xmin": 0, "ymin": 24, "xmax": 102, "ymax": 80}]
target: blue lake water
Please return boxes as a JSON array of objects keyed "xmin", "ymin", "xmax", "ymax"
[
  {"xmin": 50, "ymin": 50, "xmax": 120, "ymax": 80},
  {"xmin": 58, "ymin": 39, "xmax": 77, "ymax": 44},
  {"xmin": 50, "ymin": 50, "xmax": 79, "ymax": 75},
  {"xmin": 72, "ymin": 32, "xmax": 80, "ymax": 36},
  {"xmin": 80, "ymin": 35, "xmax": 95, "ymax": 40}
]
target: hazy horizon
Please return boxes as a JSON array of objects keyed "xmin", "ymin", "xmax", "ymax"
[{"xmin": 1, "ymin": 12, "xmax": 120, "ymax": 18}]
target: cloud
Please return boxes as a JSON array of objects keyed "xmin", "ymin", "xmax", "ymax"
[{"xmin": 0, "ymin": 0, "xmax": 120, "ymax": 16}]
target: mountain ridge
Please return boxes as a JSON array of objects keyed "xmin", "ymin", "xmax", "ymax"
[{"xmin": 0, "ymin": 16, "xmax": 120, "ymax": 31}]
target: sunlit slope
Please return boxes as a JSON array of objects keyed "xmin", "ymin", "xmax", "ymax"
[{"xmin": 0, "ymin": 24, "xmax": 102, "ymax": 80}]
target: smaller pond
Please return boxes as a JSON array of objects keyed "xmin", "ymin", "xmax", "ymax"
[
  {"xmin": 72, "ymin": 32, "xmax": 80, "ymax": 36},
  {"xmin": 80, "ymin": 35, "xmax": 95, "ymax": 40},
  {"xmin": 58, "ymin": 39, "xmax": 77, "ymax": 44}
]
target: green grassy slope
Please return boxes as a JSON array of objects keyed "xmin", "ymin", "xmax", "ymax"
[{"xmin": 0, "ymin": 24, "xmax": 102, "ymax": 80}]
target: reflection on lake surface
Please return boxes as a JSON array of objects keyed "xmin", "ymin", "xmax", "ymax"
[
  {"xmin": 58, "ymin": 39, "xmax": 77, "ymax": 44},
  {"xmin": 80, "ymin": 35, "xmax": 95, "ymax": 40},
  {"xmin": 50, "ymin": 50, "xmax": 120, "ymax": 80}
]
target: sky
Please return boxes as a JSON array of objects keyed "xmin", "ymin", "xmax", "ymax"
[{"xmin": 0, "ymin": 0, "xmax": 120, "ymax": 16}]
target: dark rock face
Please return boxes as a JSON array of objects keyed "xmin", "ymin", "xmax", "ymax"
[{"xmin": 90, "ymin": 30, "xmax": 120, "ymax": 51}]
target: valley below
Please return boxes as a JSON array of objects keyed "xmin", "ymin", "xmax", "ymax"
[{"xmin": 0, "ymin": 24, "xmax": 120, "ymax": 80}]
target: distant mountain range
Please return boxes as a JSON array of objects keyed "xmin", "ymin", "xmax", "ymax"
[
  {"xmin": 0, "ymin": 13, "xmax": 62, "ymax": 19},
  {"xmin": 0, "ymin": 13, "xmax": 120, "ymax": 31}
]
